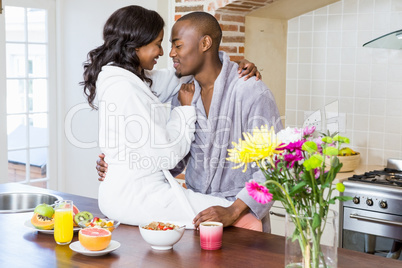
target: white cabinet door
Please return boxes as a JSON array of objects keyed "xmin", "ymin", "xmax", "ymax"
[{"xmin": 270, "ymin": 201, "xmax": 286, "ymax": 236}]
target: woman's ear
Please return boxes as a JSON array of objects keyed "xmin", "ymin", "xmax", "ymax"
[{"xmin": 200, "ymin": 35, "xmax": 213, "ymax": 52}]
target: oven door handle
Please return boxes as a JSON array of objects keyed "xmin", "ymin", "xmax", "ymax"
[
  {"xmin": 350, "ymin": 214, "xmax": 402, "ymax": 226},
  {"xmin": 270, "ymin": 211, "xmax": 286, "ymax": 218}
]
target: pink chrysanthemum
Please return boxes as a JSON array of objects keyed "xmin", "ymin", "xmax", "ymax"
[{"xmin": 246, "ymin": 181, "xmax": 273, "ymax": 204}]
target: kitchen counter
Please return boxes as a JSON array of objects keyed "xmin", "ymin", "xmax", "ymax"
[
  {"xmin": 335, "ymin": 164, "xmax": 384, "ymax": 183},
  {"xmin": 1, "ymin": 183, "xmax": 400, "ymax": 267}
]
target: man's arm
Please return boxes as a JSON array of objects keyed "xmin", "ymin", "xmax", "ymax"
[
  {"xmin": 191, "ymin": 173, "xmax": 273, "ymax": 228},
  {"xmin": 235, "ymin": 84, "xmax": 283, "ymax": 219},
  {"xmin": 192, "ymin": 199, "xmax": 249, "ymax": 228},
  {"xmin": 192, "ymin": 82, "xmax": 282, "ymax": 228}
]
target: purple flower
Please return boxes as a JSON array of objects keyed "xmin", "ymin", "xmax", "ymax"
[
  {"xmin": 283, "ymin": 141, "xmax": 305, "ymax": 152},
  {"xmin": 314, "ymin": 168, "xmax": 321, "ymax": 179},
  {"xmin": 284, "ymin": 151, "xmax": 304, "ymax": 168},
  {"xmin": 313, "ymin": 168, "xmax": 328, "ymax": 179},
  {"xmin": 313, "ymin": 137, "xmax": 324, "ymax": 153},
  {"xmin": 303, "ymin": 126, "xmax": 316, "ymax": 137}
]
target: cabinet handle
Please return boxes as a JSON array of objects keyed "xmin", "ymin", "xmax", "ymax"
[
  {"xmin": 270, "ymin": 211, "xmax": 285, "ymax": 218},
  {"xmin": 350, "ymin": 214, "xmax": 402, "ymax": 226}
]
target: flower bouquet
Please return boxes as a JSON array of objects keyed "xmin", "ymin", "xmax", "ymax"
[{"xmin": 227, "ymin": 125, "xmax": 352, "ymax": 268}]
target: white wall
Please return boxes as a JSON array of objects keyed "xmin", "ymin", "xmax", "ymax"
[
  {"xmin": 58, "ymin": 0, "xmax": 172, "ymax": 198},
  {"xmin": 286, "ymin": 0, "xmax": 402, "ymax": 166}
]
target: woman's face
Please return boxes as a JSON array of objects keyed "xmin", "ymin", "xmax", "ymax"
[{"xmin": 136, "ymin": 30, "xmax": 164, "ymax": 71}]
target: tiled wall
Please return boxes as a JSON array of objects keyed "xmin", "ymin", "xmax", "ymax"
[{"xmin": 286, "ymin": 0, "xmax": 402, "ymax": 166}]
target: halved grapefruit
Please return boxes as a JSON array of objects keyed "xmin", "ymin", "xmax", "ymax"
[{"xmin": 79, "ymin": 228, "xmax": 111, "ymax": 251}]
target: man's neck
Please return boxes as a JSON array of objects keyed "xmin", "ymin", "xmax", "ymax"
[
  {"xmin": 194, "ymin": 54, "xmax": 222, "ymax": 118},
  {"xmin": 194, "ymin": 55, "xmax": 222, "ymax": 92}
]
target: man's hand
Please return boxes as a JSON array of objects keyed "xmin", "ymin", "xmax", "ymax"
[
  {"xmin": 192, "ymin": 199, "xmax": 249, "ymax": 228},
  {"xmin": 96, "ymin": 153, "xmax": 108, "ymax": 181},
  {"xmin": 237, "ymin": 59, "xmax": 261, "ymax": 81},
  {"xmin": 178, "ymin": 81, "xmax": 195, "ymax": 106}
]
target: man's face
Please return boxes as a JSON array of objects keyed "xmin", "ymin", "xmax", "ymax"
[{"xmin": 169, "ymin": 20, "xmax": 203, "ymax": 78}]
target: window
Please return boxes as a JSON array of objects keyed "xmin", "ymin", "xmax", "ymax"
[{"xmin": 0, "ymin": 0, "xmax": 56, "ymax": 188}]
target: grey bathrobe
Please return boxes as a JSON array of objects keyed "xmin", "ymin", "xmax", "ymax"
[{"xmin": 171, "ymin": 52, "xmax": 283, "ymax": 232}]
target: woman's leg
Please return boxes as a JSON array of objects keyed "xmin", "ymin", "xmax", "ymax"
[{"xmin": 232, "ymin": 212, "xmax": 263, "ymax": 232}]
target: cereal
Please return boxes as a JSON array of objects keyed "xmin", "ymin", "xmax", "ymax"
[{"xmin": 143, "ymin": 222, "xmax": 179, "ymax": 231}]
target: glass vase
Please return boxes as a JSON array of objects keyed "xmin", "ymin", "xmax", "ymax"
[{"xmin": 284, "ymin": 209, "xmax": 338, "ymax": 268}]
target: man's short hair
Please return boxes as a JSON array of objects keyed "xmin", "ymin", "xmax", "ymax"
[{"xmin": 177, "ymin": 12, "xmax": 222, "ymax": 51}]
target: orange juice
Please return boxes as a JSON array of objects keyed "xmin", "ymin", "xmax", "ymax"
[{"xmin": 54, "ymin": 201, "xmax": 74, "ymax": 245}]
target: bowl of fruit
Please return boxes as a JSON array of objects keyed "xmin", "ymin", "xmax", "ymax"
[
  {"xmin": 337, "ymin": 147, "xmax": 360, "ymax": 172},
  {"xmin": 78, "ymin": 215, "xmax": 120, "ymax": 233},
  {"xmin": 139, "ymin": 221, "xmax": 185, "ymax": 250}
]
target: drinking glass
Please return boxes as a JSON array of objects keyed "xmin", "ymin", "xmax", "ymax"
[{"xmin": 54, "ymin": 200, "xmax": 74, "ymax": 245}]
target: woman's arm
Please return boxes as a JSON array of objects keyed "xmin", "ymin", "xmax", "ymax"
[{"xmin": 101, "ymin": 79, "xmax": 197, "ymax": 170}]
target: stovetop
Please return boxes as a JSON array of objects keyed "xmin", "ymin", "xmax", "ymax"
[
  {"xmin": 343, "ymin": 161, "xmax": 402, "ymax": 215},
  {"xmin": 348, "ymin": 168, "xmax": 402, "ymax": 187}
]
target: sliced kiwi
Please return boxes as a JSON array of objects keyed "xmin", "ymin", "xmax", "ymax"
[{"xmin": 74, "ymin": 211, "xmax": 94, "ymax": 224}]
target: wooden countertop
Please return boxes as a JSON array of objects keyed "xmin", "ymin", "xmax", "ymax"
[{"xmin": 0, "ymin": 183, "xmax": 400, "ymax": 267}]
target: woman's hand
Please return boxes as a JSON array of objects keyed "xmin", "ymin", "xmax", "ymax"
[
  {"xmin": 178, "ymin": 81, "xmax": 195, "ymax": 106},
  {"xmin": 96, "ymin": 153, "xmax": 108, "ymax": 181},
  {"xmin": 237, "ymin": 59, "xmax": 261, "ymax": 81}
]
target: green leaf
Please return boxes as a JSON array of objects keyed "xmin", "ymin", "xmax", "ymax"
[
  {"xmin": 323, "ymin": 147, "xmax": 338, "ymax": 156},
  {"xmin": 335, "ymin": 196, "xmax": 353, "ymax": 201},
  {"xmin": 336, "ymin": 182, "xmax": 346, "ymax": 192},
  {"xmin": 322, "ymin": 136, "xmax": 333, "ymax": 144},
  {"xmin": 303, "ymin": 154, "xmax": 323, "ymax": 171},
  {"xmin": 289, "ymin": 181, "xmax": 307, "ymax": 195},
  {"xmin": 291, "ymin": 233, "xmax": 299, "ymax": 242},
  {"xmin": 312, "ymin": 213, "xmax": 321, "ymax": 230},
  {"xmin": 328, "ymin": 199, "xmax": 335, "ymax": 204},
  {"xmin": 302, "ymin": 141, "xmax": 318, "ymax": 153},
  {"xmin": 333, "ymin": 135, "xmax": 350, "ymax": 144},
  {"xmin": 321, "ymin": 182, "xmax": 330, "ymax": 189}
]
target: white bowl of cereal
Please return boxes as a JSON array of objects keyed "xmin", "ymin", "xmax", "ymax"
[{"xmin": 139, "ymin": 221, "xmax": 185, "ymax": 250}]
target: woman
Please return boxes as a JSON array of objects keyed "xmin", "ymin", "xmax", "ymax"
[{"xmin": 82, "ymin": 5, "xmax": 260, "ymax": 228}]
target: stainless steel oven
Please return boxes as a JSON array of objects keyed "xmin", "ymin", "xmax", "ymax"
[{"xmin": 340, "ymin": 159, "xmax": 402, "ymax": 260}]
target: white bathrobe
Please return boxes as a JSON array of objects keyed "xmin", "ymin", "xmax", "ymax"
[{"xmin": 97, "ymin": 66, "xmax": 232, "ymax": 228}]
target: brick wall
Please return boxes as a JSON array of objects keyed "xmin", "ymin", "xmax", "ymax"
[{"xmin": 174, "ymin": 0, "xmax": 275, "ymax": 61}]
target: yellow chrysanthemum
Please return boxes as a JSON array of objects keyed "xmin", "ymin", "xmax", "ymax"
[{"xmin": 227, "ymin": 125, "xmax": 286, "ymax": 172}]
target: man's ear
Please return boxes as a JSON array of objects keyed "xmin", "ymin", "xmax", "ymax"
[{"xmin": 200, "ymin": 35, "xmax": 213, "ymax": 52}]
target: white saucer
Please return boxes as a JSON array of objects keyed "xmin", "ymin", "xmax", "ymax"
[
  {"xmin": 24, "ymin": 220, "xmax": 80, "ymax": 234},
  {"xmin": 69, "ymin": 240, "xmax": 120, "ymax": 256}
]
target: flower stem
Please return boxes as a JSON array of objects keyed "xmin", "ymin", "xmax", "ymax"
[{"xmin": 264, "ymin": 179, "xmax": 308, "ymax": 249}]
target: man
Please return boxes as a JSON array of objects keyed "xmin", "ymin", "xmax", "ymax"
[{"xmin": 98, "ymin": 12, "xmax": 282, "ymax": 232}]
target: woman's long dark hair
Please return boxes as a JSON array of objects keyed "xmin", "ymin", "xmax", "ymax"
[{"xmin": 81, "ymin": 5, "xmax": 164, "ymax": 109}]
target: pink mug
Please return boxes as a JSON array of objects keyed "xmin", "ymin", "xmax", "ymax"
[{"xmin": 200, "ymin": 222, "xmax": 223, "ymax": 250}]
